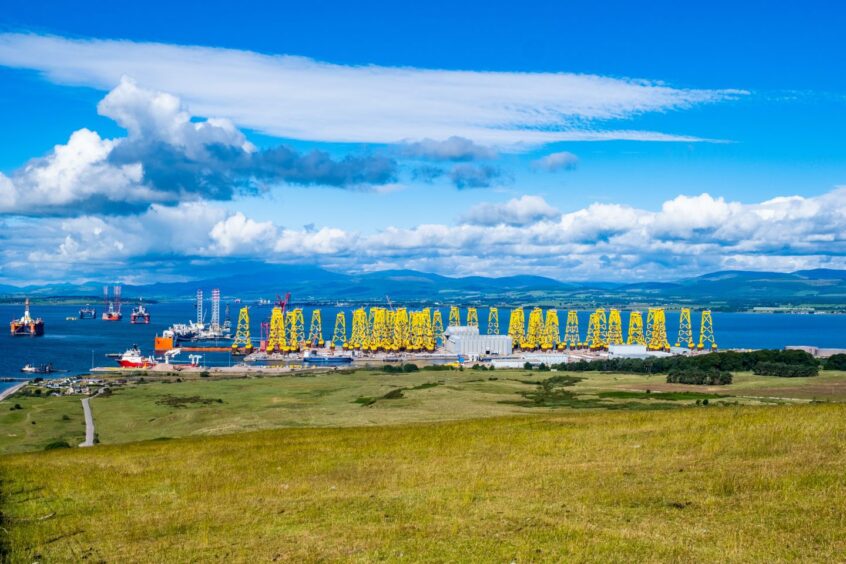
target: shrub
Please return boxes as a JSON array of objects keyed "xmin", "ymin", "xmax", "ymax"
[
  {"xmin": 666, "ymin": 369, "xmax": 733, "ymax": 385},
  {"xmin": 199, "ymin": 371, "xmax": 211, "ymax": 378},
  {"xmin": 44, "ymin": 440, "xmax": 71, "ymax": 450},
  {"xmin": 752, "ymin": 362, "xmax": 818, "ymax": 378},
  {"xmin": 402, "ymin": 363, "xmax": 419, "ymax": 373},
  {"xmin": 824, "ymin": 354, "xmax": 846, "ymax": 371}
]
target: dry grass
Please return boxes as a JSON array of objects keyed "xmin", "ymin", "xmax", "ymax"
[{"xmin": 2, "ymin": 403, "xmax": 845, "ymax": 562}]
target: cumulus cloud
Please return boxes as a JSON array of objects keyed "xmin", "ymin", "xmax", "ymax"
[
  {"xmin": 398, "ymin": 136, "xmax": 497, "ymax": 161},
  {"xmin": 462, "ymin": 196, "xmax": 560, "ymax": 226},
  {"xmin": 0, "ymin": 78, "xmax": 397, "ymax": 215},
  {"xmin": 449, "ymin": 164, "xmax": 504, "ymax": 189},
  {"xmin": 0, "ymin": 33, "xmax": 744, "ymax": 147},
  {"xmin": 8, "ymin": 187, "xmax": 846, "ymax": 283},
  {"xmin": 531, "ymin": 151, "xmax": 579, "ymax": 172}
]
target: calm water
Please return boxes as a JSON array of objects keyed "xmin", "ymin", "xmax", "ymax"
[{"xmin": 2, "ymin": 302, "xmax": 845, "ymax": 393}]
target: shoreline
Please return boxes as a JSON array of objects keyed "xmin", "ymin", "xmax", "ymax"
[{"xmin": 0, "ymin": 381, "xmax": 27, "ymax": 402}]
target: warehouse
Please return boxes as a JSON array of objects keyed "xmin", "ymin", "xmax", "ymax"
[{"xmin": 443, "ymin": 326, "xmax": 512, "ymax": 356}]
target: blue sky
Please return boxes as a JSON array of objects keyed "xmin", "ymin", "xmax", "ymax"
[{"xmin": 1, "ymin": 0, "xmax": 845, "ymax": 284}]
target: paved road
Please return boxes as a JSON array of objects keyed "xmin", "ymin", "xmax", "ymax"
[{"xmin": 79, "ymin": 395, "xmax": 96, "ymax": 447}]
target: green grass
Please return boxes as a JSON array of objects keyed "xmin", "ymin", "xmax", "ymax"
[
  {"xmin": 3, "ymin": 369, "xmax": 846, "ymax": 454},
  {"xmin": 0, "ymin": 395, "xmax": 85, "ymax": 454},
  {"xmin": 1, "ymin": 404, "xmax": 844, "ymax": 561}
]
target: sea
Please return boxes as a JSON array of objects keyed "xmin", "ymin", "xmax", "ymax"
[{"xmin": 2, "ymin": 302, "xmax": 846, "ymax": 395}]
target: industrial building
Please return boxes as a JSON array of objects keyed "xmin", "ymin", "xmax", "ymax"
[{"xmin": 443, "ymin": 326, "xmax": 512, "ymax": 356}]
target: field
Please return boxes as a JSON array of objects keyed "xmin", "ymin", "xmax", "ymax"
[
  {"xmin": 0, "ymin": 404, "xmax": 844, "ymax": 561},
  {"xmin": 1, "ymin": 369, "xmax": 845, "ymax": 561},
  {"xmin": 3, "ymin": 369, "xmax": 846, "ymax": 454}
]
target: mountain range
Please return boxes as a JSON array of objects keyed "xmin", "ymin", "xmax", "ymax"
[{"xmin": 3, "ymin": 265, "xmax": 846, "ymax": 309}]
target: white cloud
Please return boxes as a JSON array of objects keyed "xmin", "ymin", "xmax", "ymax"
[
  {"xmin": 462, "ymin": 195, "xmax": 560, "ymax": 226},
  {"xmin": 0, "ymin": 78, "xmax": 398, "ymax": 215},
  {"xmin": 398, "ymin": 136, "xmax": 497, "ymax": 161},
  {"xmin": 0, "ymin": 33, "xmax": 744, "ymax": 147},
  {"xmin": 531, "ymin": 151, "xmax": 579, "ymax": 172},
  {"xmin": 7, "ymin": 187, "xmax": 846, "ymax": 283}
]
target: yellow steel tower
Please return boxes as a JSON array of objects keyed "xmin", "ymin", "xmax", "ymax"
[
  {"xmin": 525, "ymin": 307, "xmax": 545, "ymax": 350},
  {"xmin": 394, "ymin": 308, "xmax": 410, "ymax": 350},
  {"xmin": 606, "ymin": 309, "xmax": 624, "ymax": 346},
  {"xmin": 332, "ymin": 312, "xmax": 346, "ymax": 349},
  {"xmin": 231, "ymin": 306, "xmax": 253, "ymax": 354},
  {"xmin": 647, "ymin": 308, "xmax": 670, "ymax": 351},
  {"xmin": 307, "ymin": 309, "xmax": 324, "ymax": 348},
  {"xmin": 676, "ymin": 307, "xmax": 694, "ymax": 348},
  {"xmin": 627, "ymin": 311, "xmax": 645, "ymax": 345},
  {"xmin": 349, "ymin": 308, "xmax": 368, "ymax": 349},
  {"xmin": 449, "ymin": 306, "xmax": 461, "ymax": 327},
  {"xmin": 466, "ymin": 307, "xmax": 479, "ymax": 328},
  {"xmin": 542, "ymin": 309, "xmax": 560, "ymax": 350},
  {"xmin": 422, "ymin": 308, "xmax": 435, "ymax": 351},
  {"xmin": 432, "ymin": 309, "xmax": 445, "ymax": 347},
  {"xmin": 286, "ymin": 308, "xmax": 305, "ymax": 351},
  {"xmin": 645, "ymin": 308, "xmax": 656, "ymax": 345},
  {"xmin": 563, "ymin": 310, "xmax": 580, "ymax": 349},
  {"xmin": 507, "ymin": 307, "xmax": 525, "ymax": 349},
  {"xmin": 487, "ymin": 307, "xmax": 499, "ymax": 335},
  {"xmin": 698, "ymin": 310, "xmax": 717, "ymax": 350},
  {"xmin": 586, "ymin": 312, "xmax": 605, "ymax": 351},
  {"xmin": 596, "ymin": 308, "xmax": 608, "ymax": 344},
  {"xmin": 266, "ymin": 307, "xmax": 286, "ymax": 353}
]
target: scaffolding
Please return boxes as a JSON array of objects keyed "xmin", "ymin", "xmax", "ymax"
[
  {"xmin": 265, "ymin": 307, "xmax": 286, "ymax": 353},
  {"xmin": 676, "ymin": 307, "xmax": 694, "ymax": 348},
  {"xmin": 466, "ymin": 307, "xmax": 479, "ymax": 328},
  {"xmin": 308, "ymin": 309, "xmax": 324, "ymax": 347},
  {"xmin": 231, "ymin": 306, "xmax": 252, "ymax": 353},
  {"xmin": 627, "ymin": 311, "xmax": 645, "ymax": 345},
  {"xmin": 606, "ymin": 309, "xmax": 624, "ymax": 346},
  {"xmin": 508, "ymin": 307, "xmax": 525, "ymax": 349},
  {"xmin": 332, "ymin": 312, "xmax": 346, "ymax": 348},
  {"xmin": 449, "ymin": 306, "xmax": 461, "ymax": 327},
  {"xmin": 563, "ymin": 310, "xmax": 580, "ymax": 349},
  {"xmin": 698, "ymin": 310, "xmax": 717, "ymax": 350},
  {"xmin": 488, "ymin": 307, "xmax": 499, "ymax": 335},
  {"xmin": 647, "ymin": 308, "xmax": 670, "ymax": 351}
]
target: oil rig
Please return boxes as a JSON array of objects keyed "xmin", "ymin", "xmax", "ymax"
[
  {"xmin": 9, "ymin": 298, "xmax": 44, "ymax": 337},
  {"xmin": 102, "ymin": 285, "xmax": 122, "ymax": 321}
]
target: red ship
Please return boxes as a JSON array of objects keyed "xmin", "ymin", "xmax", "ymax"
[
  {"xmin": 116, "ymin": 345, "xmax": 157, "ymax": 368},
  {"xmin": 102, "ymin": 285, "xmax": 123, "ymax": 321},
  {"xmin": 130, "ymin": 301, "xmax": 150, "ymax": 324},
  {"xmin": 10, "ymin": 298, "xmax": 45, "ymax": 336}
]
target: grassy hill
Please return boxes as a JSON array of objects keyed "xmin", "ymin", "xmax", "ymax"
[{"xmin": 1, "ymin": 404, "xmax": 844, "ymax": 561}]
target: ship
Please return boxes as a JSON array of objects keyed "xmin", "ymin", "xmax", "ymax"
[
  {"xmin": 79, "ymin": 305, "xmax": 96, "ymax": 319},
  {"xmin": 114, "ymin": 345, "xmax": 157, "ymax": 368},
  {"xmin": 10, "ymin": 299, "xmax": 45, "ymax": 337},
  {"xmin": 21, "ymin": 363, "xmax": 54, "ymax": 374},
  {"xmin": 303, "ymin": 350, "xmax": 353, "ymax": 365},
  {"xmin": 102, "ymin": 285, "xmax": 123, "ymax": 321},
  {"xmin": 130, "ymin": 301, "xmax": 151, "ymax": 324}
]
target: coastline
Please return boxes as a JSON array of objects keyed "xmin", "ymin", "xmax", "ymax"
[{"xmin": 0, "ymin": 381, "xmax": 27, "ymax": 402}]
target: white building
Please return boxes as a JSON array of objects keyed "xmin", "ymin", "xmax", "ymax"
[{"xmin": 444, "ymin": 326, "xmax": 513, "ymax": 356}]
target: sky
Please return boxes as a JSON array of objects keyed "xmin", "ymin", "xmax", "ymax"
[{"xmin": 1, "ymin": 0, "xmax": 845, "ymax": 285}]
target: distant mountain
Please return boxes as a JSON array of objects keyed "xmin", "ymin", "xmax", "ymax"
[{"xmin": 3, "ymin": 266, "xmax": 846, "ymax": 308}]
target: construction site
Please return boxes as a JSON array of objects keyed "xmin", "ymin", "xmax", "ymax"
[{"xmin": 221, "ymin": 302, "xmax": 717, "ymax": 364}]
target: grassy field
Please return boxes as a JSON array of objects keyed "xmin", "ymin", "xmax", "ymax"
[
  {"xmin": 1, "ymin": 404, "xmax": 844, "ymax": 561},
  {"xmin": 2, "ymin": 369, "xmax": 846, "ymax": 454}
]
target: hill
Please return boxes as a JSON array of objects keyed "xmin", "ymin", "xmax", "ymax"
[
  {"xmin": 3, "ymin": 265, "xmax": 846, "ymax": 307},
  {"xmin": 1, "ymin": 403, "xmax": 844, "ymax": 561}
]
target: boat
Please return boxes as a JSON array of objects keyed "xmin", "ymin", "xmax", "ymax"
[
  {"xmin": 130, "ymin": 302, "xmax": 151, "ymax": 324},
  {"xmin": 10, "ymin": 299, "xmax": 44, "ymax": 337},
  {"xmin": 303, "ymin": 351, "xmax": 353, "ymax": 365},
  {"xmin": 115, "ymin": 345, "xmax": 157, "ymax": 368},
  {"xmin": 65, "ymin": 316, "xmax": 77, "ymax": 321},
  {"xmin": 21, "ymin": 363, "xmax": 54, "ymax": 374},
  {"xmin": 79, "ymin": 305, "xmax": 96, "ymax": 319}
]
